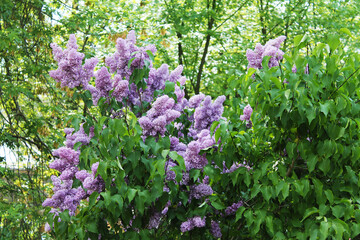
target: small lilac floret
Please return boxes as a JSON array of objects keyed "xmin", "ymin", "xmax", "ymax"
[
  {"xmin": 240, "ymin": 104, "xmax": 253, "ymax": 121},
  {"xmin": 211, "ymin": 220, "xmax": 222, "ymax": 238},
  {"xmin": 190, "ymin": 183, "xmax": 213, "ymax": 199},
  {"xmin": 180, "ymin": 216, "xmax": 206, "ymax": 233},
  {"xmin": 225, "ymin": 201, "xmax": 243, "ymax": 215},
  {"xmin": 246, "ymin": 36, "xmax": 286, "ymax": 70}
]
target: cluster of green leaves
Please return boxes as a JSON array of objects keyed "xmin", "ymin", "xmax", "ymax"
[
  {"xmin": 223, "ymin": 33, "xmax": 360, "ymax": 239},
  {"xmin": 0, "ymin": 166, "xmax": 47, "ymax": 239}
]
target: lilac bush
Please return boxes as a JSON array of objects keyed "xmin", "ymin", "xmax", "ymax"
[{"xmin": 43, "ymin": 31, "xmax": 249, "ymax": 239}]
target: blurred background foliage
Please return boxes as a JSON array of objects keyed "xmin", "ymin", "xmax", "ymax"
[{"xmin": 0, "ymin": 0, "xmax": 359, "ymax": 238}]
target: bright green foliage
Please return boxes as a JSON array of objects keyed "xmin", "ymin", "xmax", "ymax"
[
  {"xmin": 224, "ymin": 33, "xmax": 360, "ymax": 238},
  {"xmin": 2, "ymin": 0, "xmax": 360, "ymax": 239},
  {"xmin": 0, "ymin": 0, "xmax": 89, "ymax": 238}
]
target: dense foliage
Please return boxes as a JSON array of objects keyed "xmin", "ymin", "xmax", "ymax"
[
  {"xmin": 40, "ymin": 27, "xmax": 360, "ymax": 239},
  {"xmin": 1, "ymin": 0, "xmax": 360, "ymax": 239}
]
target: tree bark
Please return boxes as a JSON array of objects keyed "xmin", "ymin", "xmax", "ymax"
[{"xmin": 194, "ymin": 0, "xmax": 216, "ymax": 94}]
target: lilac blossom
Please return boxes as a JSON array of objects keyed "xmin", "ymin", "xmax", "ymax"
[
  {"xmin": 49, "ymin": 34, "xmax": 98, "ymax": 88},
  {"xmin": 148, "ymin": 212, "xmax": 162, "ymax": 229},
  {"xmin": 180, "ymin": 216, "xmax": 206, "ymax": 233},
  {"xmin": 43, "ymin": 126, "xmax": 99, "ymax": 215},
  {"xmin": 80, "ymin": 162, "xmax": 105, "ymax": 195},
  {"xmin": 240, "ymin": 104, "xmax": 253, "ymax": 121},
  {"xmin": 64, "ymin": 125, "xmax": 93, "ymax": 149},
  {"xmin": 210, "ymin": 220, "xmax": 222, "ymax": 238},
  {"xmin": 112, "ymin": 75, "xmax": 129, "ymax": 102},
  {"xmin": 246, "ymin": 36, "xmax": 286, "ymax": 70},
  {"xmin": 95, "ymin": 67, "xmax": 113, "ymax": 98},
  {"xmin": 190, "ymin": 183, "xmax": 213, "ymax": 199},
  {"xmin": 139, "ymin": 95, "xmax": 181, "ymax": 137},
  {"xmin": 225, "ymin": 201, "xmax": 243, "ymax": 216},
  {"xmin": 146, "ymin": 64, "xmax": 169, "ymax": 93},
  {"xmin": 184, "ymin": 141, "xmax": 208, "ymax": 169},
  {"xmin": 189, "ymin": 93, "xmax": 206, "ymax": 108},
  {"xmin": 44, "ymin": 222, "xmax": 51, "ymax": 232},
  {"xmin": 192, "ymin": 95, "xmax": 226, "ymax": 133},
  {"xmin": 42, "ymin": 176, "xmax": 85, "ymax": 215}
]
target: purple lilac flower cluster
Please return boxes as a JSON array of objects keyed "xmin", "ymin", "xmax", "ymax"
[
  {"xmin": 75, "ymin": 162, "xmax": 105, "ymax": 195},
  {"xmin": 190, "ymin": 183, "xmax": 213, "ymax": 199},
  {"xmin": 49, "ymin": 35, "xmax": 98, "ymax": 89},
  {"xmin": 147, "ymin": 201, "xmax": 171, "ymax": 229},
  {"xmin": 105, "ymin": 30, "xmax": 156, "ymax": 80},
  {"xmin": 191, "ymin": 95, "xmax": 226, "ymax": 135},
  {"xmin": 240, "ymin": 104, "xmax": 253, "ymax": 128},
  {"xmin": 43, "ymin": 126, "xmax": 104, "ymax": 215},
  {"xmin": 246, "ymin": 36, "xmax": 286, "ymax": 69},
  {"xmin": 210, "ymin": 220, "xmax": 222, "ymax": 238},
  {"xmin": 42, "ymin": 176, "xmax": 86, "ymax": 215},
  {"xmin": 138, "ymin": 95, "xmax": 181, "ymax": 137},
  {"xmin": 225, "ymin": 201, "xmax": 243, "ymax": 216},
  {"xmin": 180, "ymin": 216, "xmax": 206, "ymax": 233}
]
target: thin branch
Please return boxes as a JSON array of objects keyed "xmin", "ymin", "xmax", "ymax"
[
  {"xmin": 213, "ymin": 0, "xmax": 250, "ymax": 32},
  {"xmin": 329, "ymin": 65, "xmax": 360, "ymax": 99}
]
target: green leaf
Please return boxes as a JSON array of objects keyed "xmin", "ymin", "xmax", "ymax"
[
  {"xmin": 169, "ymin": 151, "xmax": 186, "ymax": 170},
  {"xmin": 261, "ymin": 186, "xmax": 272, "ymax": 202},
  {"xmin": 127, "ymin": 188, "xmax": 137, "ymax": 203},
  {"xmin": 251, "ymin": 184, "xmax": 261, "ymax": 199},
  {"xmin": 112, "ymin": 194, "xmax": 123, "ymax": 210},
  {"xmin": 145, "ymin": 50, "xmax": 154, "ymax": 62},
  {"xmin": 210, "ymin": 121, "xmax": 220, "ymax": 135},
  {"xmin": 97, "ymin": 161, "xmax": 107, "ymax": 181},
  {"xmin": 331, "ymin": 205, "xmax": 345, "ymax": 218},
  {"xmin": 294, "ymin": 34, "xmax": 310, "ymax": 48},
  {"xmin": 306, "ymin": 108, "xmax": 316, "ymax": 125},
  {"xmin": 328, "ymin": 35, "xmax": 340, "ymax": 51},
  {"xmin": 235, "ymin": 206, "xmax": 246, "ymax": 222},
  {"xmin": 282, "ymin": 182, "xmax": 289, "ymax": 199},
  {"xmin": 332, "ymin": 219, "xmax": 345, "ymax": 239},
  {"xmin": 86, "ymin": 221, "xmax": 98, "ymax": 233},
  {"xmin": 73, "ymin": 141, "xmax": 82, "ymax": 150},
  {"xmin": 301, "ymin": 207, "xmax": 319, "ymax": 222},
  {"xmin": 164, "ymin": 81, "xmax": 175, "ymax": 94},
  {"xmin": 215, "ymin": 126, "xmax": 221, "ymax": 143},
  {"xmin": 319, "ymin": 158, "xmax": 330, "ymax": 175},
  {"xmin": 270, "ymin": 77, "xmax": 282, "ymax": 89},
  {"xmin": 324, "ymin": 190, "xmax": 334, "ymax": 204},
  {"xmin": 340, "ymin": 28, "xmax": 352, "ymax": 38},
  {"xmin": 320, "ymin": 102, "xmax": 331, "ymax": 117},
  {"xmin": 325, "ymin": 124, "xmax": 345, "ymax": 140},
  {"xmin": 128, "ymin": 57, "xmax": 136, "ymax": 69},
  {"xmin": 319, "ymin": 221, "xmax": 330, "ymax": 240},
  {"xmin": 161, "ymin": 149, "xmax": 170, "ymax": 159},
  {"xmin": 101, "ymin": 191, "xmax": 111, "ymax": 207},
  {"xmin": 211, "ymin": 201, "xmax": 225, "ymax": 210},
  {"xmin": 135, "ymin": 195, "xmax": 145, "ymax": 214},
  {"xmin": 265, "ymin": 216, "xmax": 274, "ymax": 236},
  {"xmin": 307, "ymin": 155, "xmax": 317, "ymax": 173}
]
